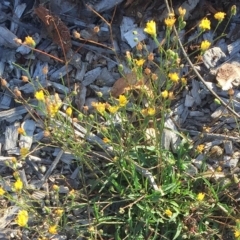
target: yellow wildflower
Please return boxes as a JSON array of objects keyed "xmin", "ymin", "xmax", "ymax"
[
  {"xmin": 214, "ymin": 12, "xmax": 226, "ymax": 22},
  {"xmin": 235, "ymin": 229, "xmax": 240, "ymax": 238},
  {"xmin": 103, "ymin": 137, "xmax": 111, "ymax": 143},
  {"xmin": 165, "ymin": 209, "xmax": 173, "ymax": 217},
  {"xmin": 118, "ymin": 95, "xmax": 128, "ymax": 107},
  {"xmin": 144, "ymin": 20, "xmax": 156, "ymax": 37},
  {"xmin": 18, "ymin": 127, "xmax": 25, "ymax": 135},
  {"xmin": 0, "ymin": 187, "xmax": 5, "ymax": 196},
  {"xmin": 92, "ymin": 102, "xmax": 106, "ymax": 114},
  {"xmin": 16, "ymin": 210, "xmax": 28, "ymax": 227},
  {"xmin": 20, "ymin": 147, "xmax": 29, "ymax": 158},
  {"xmin": 24, "ymin": 36, "xmax": 36, "ymax": 47},
  {"xmin": 65, "ymin": 107, "xmax": 72, "ymax": 117},
  {"xmin": 45, "ymin": 93, "xmax": 62, "ymax": 117},
  {"xmin": 47, "ymin": 103, "xmax": 59, "ymax": 117},
  {"xmin": 164, "ymin": 17, "xmax": 176, "ymax": 28},
  {"xmin": 168, "ymin": 72, "xmax": 179, "ymax": 82},
  {"xmin": 55, "ymin": 209, "xmax": 64, "ymax": 216},
  {"xmin": 52, "ymin": 185, "xmax": 59, "ymax": 191},
  {"xmin": 196, "ymin": 144, "xmax": 205, "ymax": 153},
  {"xmin": 141, "ymin": 108, "xmax": 148, "ymax": 117},
  {"xmin": 134, "ymin": 59, "xmax": 145, "ymax": 67},
  {"xmin": 48, "ymin": 225, "xmax": 58, "ymax": 234},
  {"xmin": 108, "ymin": 105, "xmax": 119, "ymax": 114},
  {"xmin": 35, "ymin": 90, "xmax": 45, "ymax": 101},
  {"xmin": 161, "ymin": 90, "xmax": 169, "ymax": 99},
  {"xmin": 200, "ymin": 40, "xmax": 211, "ymax": 51},
  {"xmin": 196, "ymin": 192, "xmax": 205, "ymax": 201},
  {"xmin": 13, "ymin": 179, "xmax": 23, "ymax": 192},
  {"xmin": 199, "ymin": 18, "xmax": 211, "ymax": 31},
  {"xmin": 69, "ymin": 189, "xmax": 75, "ymax": 198},
  {"xmin": 147, "ymin": 107, "xmax": 155, "ymax": 116},
  {"xmin": 178, "ymin": 7, "xmax": 186, "ymax": 17},
  {"xmin": 181, "ymin": 77, "xmax": 187, "ymax": 85}
]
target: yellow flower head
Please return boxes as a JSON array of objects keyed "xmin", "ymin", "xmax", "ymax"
[
  {"xmin": 161, "ymin": 90, "xmax": 169, "ymax": 99},
  {"xmin": 178, "ymin": 7, "xmax": 186, "ymax": 17},
  {"xmin": 164, "ymin": 17, "xmax": 176, "ymax": 28},
  {"xmin": 144, "ymin": 20, "xmax": 156, "ymax": 37},
  {"xmin": 0, "ymin": 187, "xmax": 5, "ymax": 196},
  {"xmin": 48, "ymin": 225, "xmax": 58, "ymax": 234},
  {"xmin": 199, "ymin": 18, "xmax": 211, "ymax": 31},
  {"xmin": 55, "ymin": 208, "xmax": 64, "ymax": 216},
  {"xmin": 196, "ymin": 144, "xmax": 205, "ymax": 153},
  {"xmin": 14, "ymin": 179, "xmax": 23, "ymax": 192},
  {"xmin": 35, "ymin": 90, "xmax": 45, "ymax": 101},
  {"xmin": 165, "ymin": 209, "xmax": 173, "ymax": 217},
  {"xmin": 200, "ymin": 40, "xmax": 211, "ymax": 51},
  {"xmin": 45, "ymin": 93, "xmax": 62, "ymax": 117},
  {"xmin": 235, "ymin": 229, "xmax": 240, "ymax": 238},
  {"xmin": 168, "ymin": 72, "xmax": 179, "ymax": 82},
  {"xmin": 24, "ymin": 36, "xmax": 36, "ymax": 47},
  {"xmin": 214, "ymin": 12, "xmax": 226, "ymax": 22},
  {"xmin": 103, "ymin": 137, "xmax": 111, "ymax": 143},
  {"xmin": 134, "ymin": 59, "xmax": 145, "ymax": 67},
  {"xmin": 20, "ymin": 147, "xmax": 29, "ymax": 158},
  {"xmin": 65, "ymin": 107, "xmax": 72, "ymax": 117},
  {"xmin": 118, "ymin": 95, "xmax": 128, "ymax": 107},
  {"xmin": 181, "ymin": 77, "xmax": 187, "ymax": 85},
  {"xmin": 18, "ymin": 127, "xmax": 25, "ymax": 135},
  {"xmin": 108, "ymin": 105, "xmax": 119, "ymax": 114},
  {"xmin": 196, "ymin": 192, "xmax": 205, "ymax": 201},
  {"xmin": 16, "ymin": 210, "xmax": 28, "ymax": 227},
  {"xmin": 52, "ymin": 184, "xmax": 59, "ymax": 191},
  {"xmin": 147, "ymin": 107, "xmax": 155, "ymax": 116},
  {"xmin": 92, "ymin": 102, "xmax": 106, "ymax": 114}
]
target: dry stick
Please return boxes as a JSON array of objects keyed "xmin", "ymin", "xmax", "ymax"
[{"xmin": 164, "ymin": 0, "xmax": 240, "ymax": 119}]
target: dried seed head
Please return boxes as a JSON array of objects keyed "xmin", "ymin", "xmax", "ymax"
[
  {"xmin": 136, "ymin": 42, "xmax": 143, "ymax": 51},
  {"xmin": 14, "ymin": 88, "xmax": 22, "ymax": 98},
  {"xmin": 73, "ymin": 30, "xmax": 81, "ymax": 39},
  {"xmin": 93, "ymin": 26, "xmax": 100, "ymax": 33},
  {"xmin": 228, "ymin": 88, "xmax": 234, "ymax": 96},
  {"xmin": 151, "ymin": 73, "xmax": 158, "ymax": 81},
  {"xmin": 148, "ymin": 53, "xmax": 154, "ymax": 61},
  {"xmin": 1, "ymin": 78, "xmax": 8, "ymax": 87},
  {"xmin": 42, "ymin": 65, "xmax": 48, "ymax": 75},
  {"xmin": 21, "ymin": 76, "xmax": 29, "ymax": 82},
  {"xmin": 14, "ymin": 38, "xmax": 22, "ymax": 45},
  {"xmin": 144, "ymin": 68, "xmax": 151, "ymax": 75},
  {"xmin": 43, "ymin": 130, "xmax": 51, "ymax": 137}
]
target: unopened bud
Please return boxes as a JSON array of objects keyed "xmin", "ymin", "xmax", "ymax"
[{"xmin": 21, "ymin": 76, "xmax": 29, "ymax": 82}]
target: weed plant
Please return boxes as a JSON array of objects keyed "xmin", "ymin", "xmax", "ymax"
[{"xmin": 0, "ymin": 2, "xmax": 240, "ymax": 240}]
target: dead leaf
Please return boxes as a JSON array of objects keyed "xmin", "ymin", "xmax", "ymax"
[
  {"xmin": 216, "ymin": 63, "xmax": 240, "ymax": 90},
  {"xmin": 111, "ymin": 72, "xmax": 153, "ymax": 98},
  {"xmin": 35, "ymin": 6, "xmax": 72, "ymax": 53},
  {"xmin": 111, "ymin": 72, "xmax": 139, "ymax": 97}
]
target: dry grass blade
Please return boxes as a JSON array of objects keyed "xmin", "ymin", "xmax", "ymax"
[{"xmin": 35, "ymin": 5, "xmax": 72, "ymax": 53}]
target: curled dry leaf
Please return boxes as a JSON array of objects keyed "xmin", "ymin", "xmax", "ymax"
[
  {"xmin": 35, "ymin": 6, "xmax": 72, "ymax": 53},
  {"xmin": 111, "ymin": 72, "xmax": 152, "ymax": 98},
  {"xmin": 216, "ymin": 63, "xmax": 240, "ymax": 90}
]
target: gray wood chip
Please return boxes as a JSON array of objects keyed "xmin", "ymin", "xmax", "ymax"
[
  {"xmin": 4, "ymin": 122, "xmax": 20, "ymax": 151},
  {"xmin": 0, "ymin": 26, "xmax": 19, "ymax": 48},
  {"xmin": 82, "ymin": 67, "xmax": 102, "ymax": 86}
]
